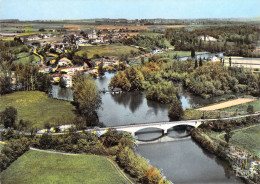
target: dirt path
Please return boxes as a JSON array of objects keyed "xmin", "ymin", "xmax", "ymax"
[{"xmin": 198, "ymin": 98, "xmax": 257, "ymax": 111}]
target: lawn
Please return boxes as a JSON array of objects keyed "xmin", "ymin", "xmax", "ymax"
[
  {"xmin": 76, "ymin": 44, "xmax": 139, "ymax": 59},
  {"xmin": 0, "ymin": 91, "xmax": 76, "ymax": 128},
  {"xmin": 219, "ymin": 125, "xmax": 260, "ymax": 157},
  {"xmin": 220, "ymin": 99, "xmax": 260, "ymax": 113},
  {"xmin": 13, "ymin": 54, "xmax": 40, "ymax": 65},
  {"xmin": 0, "ymin": 150, "xmax": 127, "ymax": 184}
]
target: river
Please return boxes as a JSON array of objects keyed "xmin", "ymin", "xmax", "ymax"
[{"xmin": 51, "ymin": 72, "xmax": 244, "ymax": 184}]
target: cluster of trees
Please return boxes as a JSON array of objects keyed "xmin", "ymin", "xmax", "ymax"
[
  {"xmin": 165, "ymin": 25, "xmax": 259, "ymax": 57},
  {"xmin": 109, "ymin": 67, "xmax": 145, "ymax": 91},
  {"xmin": 185, "ymin": 62, "xmax": 258, "ymax": 98},
  {"xmin": 72, "ymin": 74, "xmax": 102, "ymax": 128},
  {"xmin": 146, "ymin": 80, "xmax": 177, "ymax": 103},
  {"xmin": 123, "ymin": 35, "xmax": 167, "ymax": 50},
  {"xmin": 0, "ymin": 137, "xmax": 30, "ymax": 171}
]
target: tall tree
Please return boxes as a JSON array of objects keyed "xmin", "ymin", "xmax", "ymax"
[
  {"xmin": 168, "ymin": 96, "xmax": 183, "ymax": 121},
  {"xmin": 194, "ymin": 58, "xmax": 198, "ymax": 69},
  {"xmin": 72, "ymin": 74, "xmax": 101, "ymax": 126},
  {"xmin": 199, "ymin": 57, "xmax": 203, "ymax": 67}
]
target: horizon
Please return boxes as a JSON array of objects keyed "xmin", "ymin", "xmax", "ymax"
[{"xmin": 0, "ymin": 0, "xmax": 260, "ymax": 21}]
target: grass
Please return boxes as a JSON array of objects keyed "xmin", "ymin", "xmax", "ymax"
[
  {"xmin": 16, "ymin": 52, "xmax": 30, "ymax": 58},
  {"xmin": 220, "ymin": 99, "xmax": 260, "ymax": 113},
  {"xmin": 219, "ymin": 125, "xmax": 260, "ymax": 157},
  {"xmin": 76, "ymin": 44, "xmax": 139, "ymax": 59},
  {"xmin": 13, "ymin": 54, "xmax": 40, "ymax": 65},
  {"xmin": 0, "ymin": 144, "xmax": 4, "ymax": 151},
  {"xmin": 0, "ymin": 150, "xmax": 127, "ymax": 184},
  {"xmin": 157, "ymin": 51, "xmax": 191, "ymax": 58},
  {"xmin": 0, "ymin": 91, "xmax": 76, "ymax": 128}
]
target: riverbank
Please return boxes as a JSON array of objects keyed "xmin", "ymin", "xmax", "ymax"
[{"xmin": 191, "ymin": 116, "xmax": 260, "ymax": 184}]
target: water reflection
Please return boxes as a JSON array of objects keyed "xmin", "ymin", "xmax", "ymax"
[{"xmin": 136, "ymin": 139, "xmax": 243, "ymax": 184}]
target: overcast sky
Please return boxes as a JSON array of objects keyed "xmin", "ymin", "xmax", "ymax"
[{"xmin": 0, "ymin": 0, "xmax": 259, "ymax": 20}]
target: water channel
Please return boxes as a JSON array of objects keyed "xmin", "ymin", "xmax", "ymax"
[{"xmin": 51, "ymin": 72, "xmax": 244, "ymax": 184}]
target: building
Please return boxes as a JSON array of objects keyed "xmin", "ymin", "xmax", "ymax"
[{"xmin": 58, "ymin": 57, "xmax": 72, "ymax": 66}]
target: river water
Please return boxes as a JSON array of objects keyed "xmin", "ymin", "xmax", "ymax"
[{"xmin": 51, "ymin": 72, "xmax": 244, "ymax": 184}]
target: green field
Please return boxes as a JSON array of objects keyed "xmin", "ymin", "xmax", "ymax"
[
  {"xmin": 76, "ymin": 44, "xmax": 139, "ymax": 58},
  {"xmin": 220, "ymin": 99, "xmax": 260, "ymax": 113},
  {"xmin": 16, "ymin": 52, "xmax": 30, "ymax": 58},
  {"xmin": 0, "ymin": 150, "xmax": 127, "ymax": 184},
  {"xmin": 13, "ymin": 54, "xmax": 40, "ymax": 65},
  {"xmin": 157, "ymin": 50, "xmax": 192, "ymax": 58},
  {"xmin": 0, "ymin": 91, "xmax": 76, "ymax": 128},
  {"xmin": 219, "ymin": 125, "xmax": 260, "ymax": 157}
]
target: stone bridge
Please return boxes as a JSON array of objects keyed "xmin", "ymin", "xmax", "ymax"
[{"xmin": 89, "ymin": 120, "xmax": 202, "ymax": 136}]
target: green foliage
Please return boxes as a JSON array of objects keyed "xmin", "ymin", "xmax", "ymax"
[
  {"xmin": 72, "ymin": 74, "xmax": 101, "ymax": 126},
  {"xmin": 185, "ymin": 62, "xmax": 258, "ymax": 98},
  {"xmin": 0, "ymin": 137, "xmax": 30, "ymax": 172},
  {"xmin": 165, "ymin": 25, "xmax": 260, "ymax": 57},
  {"xmin": 146, "ymin": 81, "xmax": 177, "ymax": 103},
  {"xmin": 0, "ymin": 107, "xmax": 17, "ymax": 128},
  {"xmin": 123, "ymin": 35, "xmax": 167, "ymax": 50},
  {"xmin": 168, "ymin": 96, "xmax": 184, "ymax": 120},
  {"xmin": 109, "ymin": 67, "xmax": 144, "ymax": 91},
  {"xmin": 247, "ymin": 105, "xmax": 255, "ymax": 114}
]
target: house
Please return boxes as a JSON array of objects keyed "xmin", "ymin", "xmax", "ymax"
[
  {"xmin": 199, "ymin": 35, "xmax": 217, "ymax": 42},
  {"xmin": 58, "ymin": 57, "xmax": 72, "ymax": 66},
  {"xmin": 39, "ymin": 66, "xmax": 52, "ymax": 73},
  {"xmin": 58, "ymin": 66, "xmax": 84, "ymax": 74}
]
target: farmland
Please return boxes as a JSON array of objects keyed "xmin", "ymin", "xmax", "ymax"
[
  {"xmin": 76, "ymin": 44, "xmax": 139, "ymax": 58},
  {"xmin": 0, "ymin": 150, "xmax": 127, "ymax": 184},
  {"xmin": 0, "ymin": 91, "xmax": 76, "ymax": 128},
  {"xmin": 198, "ymin": 98, "xmax": 257, "ymax": 111}
]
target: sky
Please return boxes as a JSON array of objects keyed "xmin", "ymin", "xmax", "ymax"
[{"xmin": 0, "ymin": 0, "xmax": 259, "ymax": 20}]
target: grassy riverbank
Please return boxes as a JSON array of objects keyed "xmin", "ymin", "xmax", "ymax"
[
  {"xmin": 0, "ymin": 91, "xmax": 76, "ymax": 128},
  {"xmin": 0, "ymin": 150, "xmax": 127, "ymax": 184}
]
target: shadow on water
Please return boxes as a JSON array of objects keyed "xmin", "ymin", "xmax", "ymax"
[{"xmin": 111, "ymin": 92, "xmax": 144, "ymax": 113}]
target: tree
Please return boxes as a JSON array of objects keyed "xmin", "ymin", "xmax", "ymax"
[
  {"xmin": 0, "ymin": 107, "xmax": 17, "ymax": 128},
  {"xmin": 199, "ymin": 57, "xmax": 203, "ymax": 67},
  {"xmin": 224, "ymin": 129, "xmax": 233, "ymax": 144},
  {"xmin": 191, "ymin": 48, "xmax": 195, "ymax": 58},
  {"xmin": 59, "ymin": 77, "xmax": 67, "ymax": 88},
  {"xmin": 98, "ymin": 61, "xmax": 105, "ymax": 76},
  {"xmin": 72, "ymin": 74, "xmax": 101, "ymax": 126},
  {"xmin": 194, "ymin": 58, "xmax": 198, "ymax": 69},
  {"xmin": 168, "ymin": 96, "xmax": 183, "ymax": 121},
  {"xmin": 247, "ymin": 105, "xmax": 254, "ymax": 114},
  {"xmin": 141, "ymin": 57, "xmax": 145, "ymax": 65},
  {"xmin": 229, "ymin": 57, "xmax": 232, "ymax": 67}
]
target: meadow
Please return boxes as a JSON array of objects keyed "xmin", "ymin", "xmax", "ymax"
[
  {"xmin": 0, "ymin": 91, "xmax": 76, "ymax": 128},
  {"xmin": 76, "ymin": 44, "xmax": 139, "ymax": 58},
  {"xmin": 0, "ymin": 150, "xmax": 127, "ymax": 184},
  {"xmin": 13, "ymin": 54, "xmax": 40, "ymax": 65},
  {"xmin": 219, "ymin": 124, "xmax": 260, "ymax": 157}
]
